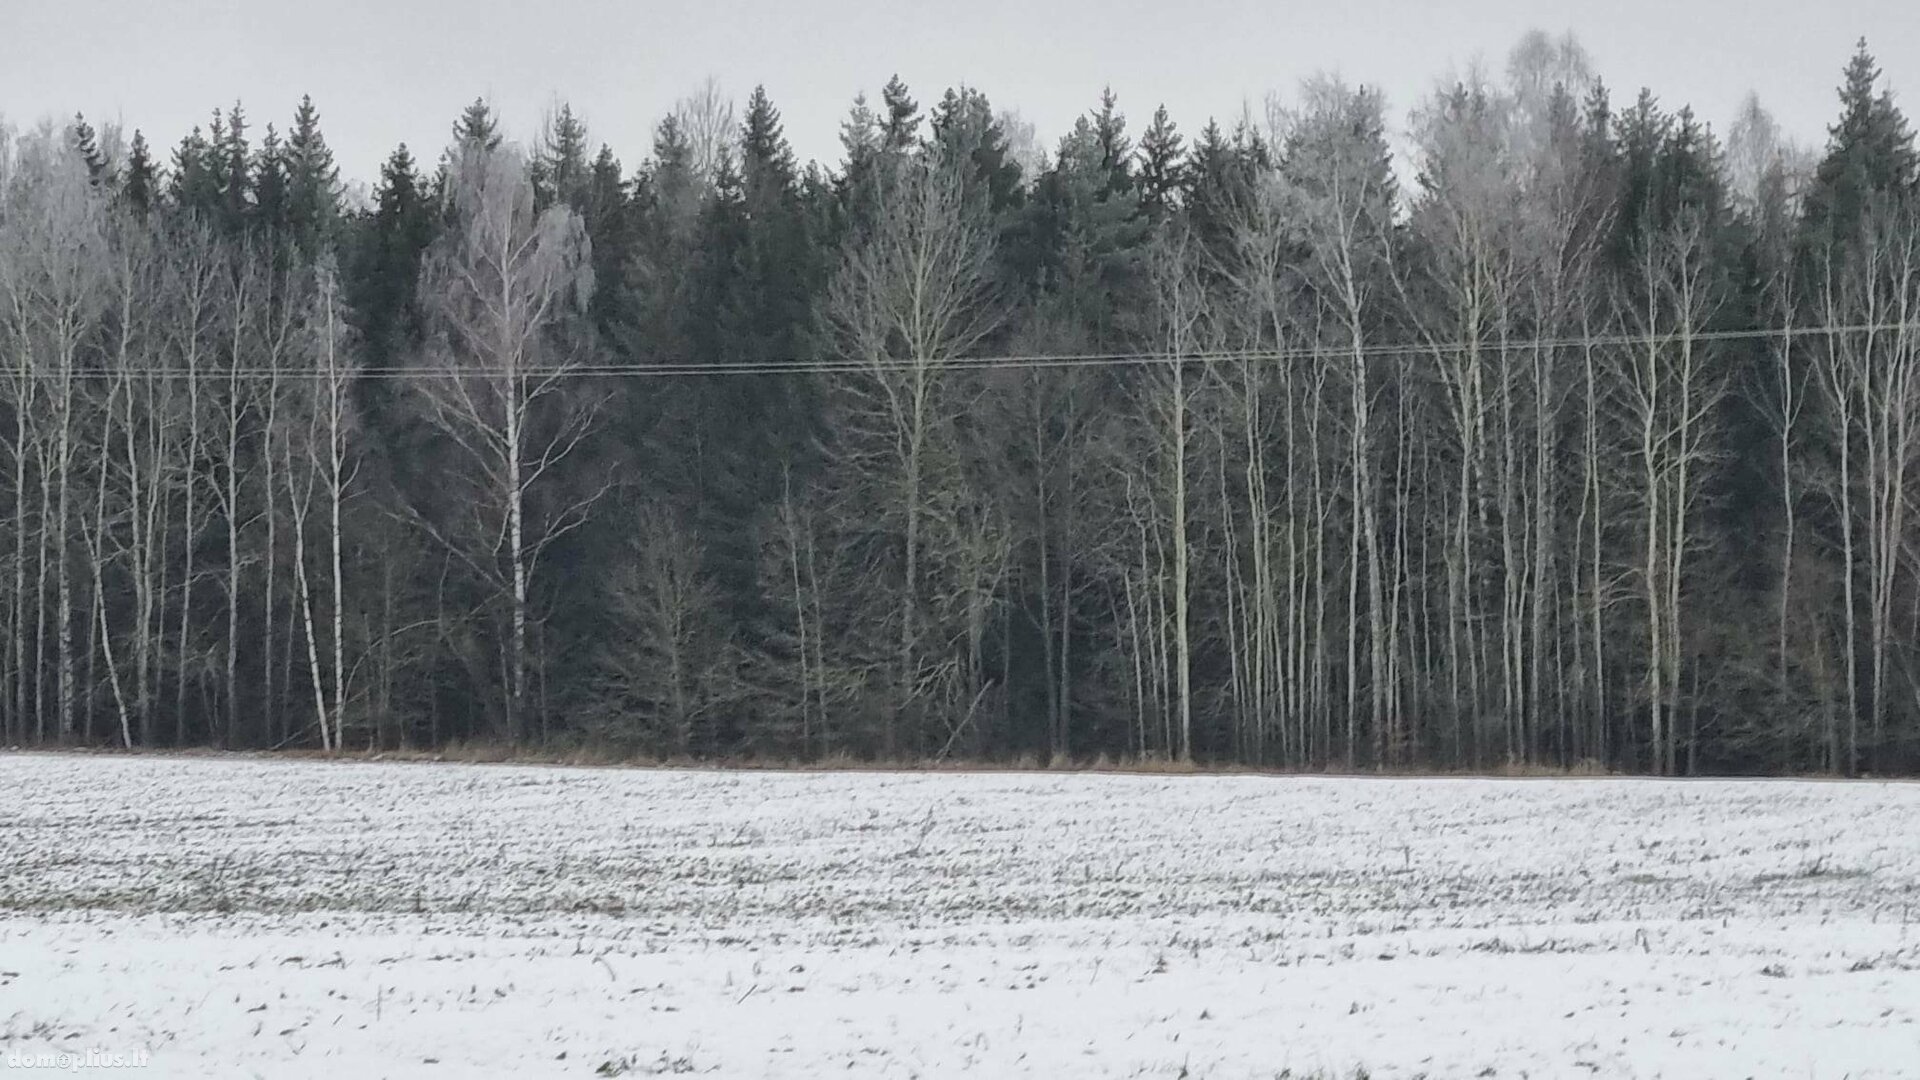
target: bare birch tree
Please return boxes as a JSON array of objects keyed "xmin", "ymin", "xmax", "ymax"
[
  {"xmin": 1813, "ymin": 200, "xmax": 1920, "ymax": 773},
  {"xmin": 0, "ymin": 129, "xmax": 108, "ymax": 743},
  {"xmin": 414, "ymin": 142, "xmax": 601, "ymax": 743},
  {"xmin": 1287, "ymin": 78, "xmax": 1399, "ymax": 765},
  {"xmin": 1618, "ymin": 217, "xmax": 1725, "ymax": 775},
  {"xmin": 279, "ymin": 258, "xmax": 358, "ymax": 751},
  {"xmin": 820, "ymin": 148, "xmax": 1002, "ymax": 755}
]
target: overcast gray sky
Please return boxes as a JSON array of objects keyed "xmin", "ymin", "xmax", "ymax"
[{"xmin": 2, "ymin": 0, "xmax": 1914, "ymax": 186}]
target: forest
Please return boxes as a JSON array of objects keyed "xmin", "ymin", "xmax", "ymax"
[{"xmin": 1, "ymin": 32, "xmax": 1917, "ymax": 775}]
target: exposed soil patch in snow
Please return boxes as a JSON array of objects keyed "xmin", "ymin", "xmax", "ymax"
[{"xmin": 2, "ymin": 754, "xmax": 1917, "ymax": 1076}]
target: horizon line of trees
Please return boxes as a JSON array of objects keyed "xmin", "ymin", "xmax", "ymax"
[{"xmin": 4, "ymin": 32, "xmax": 1919, "ymax": 775}]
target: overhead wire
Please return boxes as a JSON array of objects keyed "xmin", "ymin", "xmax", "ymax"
[{"xmin": 2, "ymin": 319, "xmax": 1914, "ymax": 380}]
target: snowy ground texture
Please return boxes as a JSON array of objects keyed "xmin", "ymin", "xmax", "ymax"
[{"xmin": 2, "ymin": 756, "xmax": 1918, "ymax": 1078}]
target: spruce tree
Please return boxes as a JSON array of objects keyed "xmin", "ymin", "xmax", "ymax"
[
  {"xmin": 170, "ymin": 125, "xmax": 220, "ymax": 216},
  {"xmin": 1136, "ymin": 105, "xmax": 1186, "ymax": 221},
  {"xmin": 880, "ymin": 75, "xmax": 921, "ymax": 152},
  {"xmin": 122, "ymin": 130, "xmax": 157, "ymax": 218},
  {"xmin": 439, "ymin": 99, "xmax": 505, "ymax": 222},
  {"xmin": 688, "ymin": 151, "xmax": 750, "ymax": 370},
  {"xmin": 218, "ymin": 102, "xmax": 253, "ymax": 233},
  {"xmin": 67, "ymin": 113, "xmax": 110, "ymax": 185},
  {"xmin": 1576, "ymin": 81, "xmax": 1621, "ymax": 244},
  {"xmin": 451, "ymin": 98, "xmax": 503, "ymax": 152},
  {"xmin": 583, "ymin": 144, "xmax": 632, "ymax": 336},
  {"xmin": 1801, "ymin": 39, "xmax": 1918, "ymax": 249},
  {"xmin": 535, "ymin": 102, "xmax": 591, "ymax": 211},
  {"xmin": 620, "ymin": 115, "xmax": 702, "ymax": 372},
  {"xmin": 734, "ymin": 85, "xmax": 821, "ymax": 379},
  {"xmin": 1024, "ymin": 98, "xmax": 1152, "ymax": 346},
  {"xmin": 647, "ymin": 114, "xmax": 702, "ymax": 235},
  {"xmin": 840, "ymin": 93, "xmax": 881, "ymax": 171},
  {"xmin": 1091, "ymin": 88, "xmax": 1132, "ymax": 196},
  {"xmin": 349, "ymin": 143, "xmax": 436, "ymax": 369},
  {"xmin": 831, "ymin": 93, "xmax": 888, "ymax": 239},
  {"xmin": 683, "ymin": 135, "xmax": 821, "ymax": 636},
  {"xmin": 202, "ymin": 109, "xmax": 229, "ymax": 214},
  {"xmin": 1184, "ymin": 119, "xmax": 1264, "ymax": 262},
  {"xmin": 286, "ymin": 94, "xmax": 341, "ymax": 252},
  {"xmin": 930, "ymin": 86, "xmax": 1024, "ymax": 215},
  {"xmin": 741, "ymin": 87, "xmax": 797, "ymax": 205},
  {"xmin": 252, "ymin": 123, "xmax": 290, "ymax": 237},
  {"xmin": 1659, "ymin": 106, "xmax": 1728, "ymax": 228}
]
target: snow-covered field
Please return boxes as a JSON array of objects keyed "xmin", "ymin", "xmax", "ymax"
[{"xmin": 1, "ymin": 755, "xmax": 1917, "ymax": 1078}]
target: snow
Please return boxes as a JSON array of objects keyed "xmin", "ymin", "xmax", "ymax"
[{"xmin": 1, "ymin": 754, "xmax": 1917, "ymax": 1077}]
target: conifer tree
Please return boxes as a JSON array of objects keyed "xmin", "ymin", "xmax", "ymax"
[
  {"xmin": 733, "ymin": 86, "xmax": 822, "ymax": 384},
  {"xmin": 831, "ymin": 93, "xmax": 889, "ymax": 240},
  {"xmin": 1091, "ymin": 88, "xmax": 1133, "ymax": 195},
  {"xmin": 582, "ymin": 144, "xmax": 631, "ymax": 336},
  {"xmin": 1615, "ymin": 90, "xmax": 1673, "ymax": 240},
  {"xmin": 217, "ymin": 102, "xmax": 252, "ymax": 232},
  {"xmin": 1181, "ymin": 119, "xmax": 1261, "ymax": 262},
  {"xmin": 930, "ymin": 86, "xmax": 1024, "ymax": 215},
  {"xmin": 836, "ymin": 93, "xmax": 882, "ymax": 200},
  {"xmin": 252, "ymin": 123, "xmax": 290, "ymax": 237},
  {"xmin": 286, "ymin": 94, "xmax": 341, "ymax": 251},
  {"xmin": 534, "ymin": 102, "xmax": 592, "ymax": 211},
  {"xmin": 1026, "ymin": 99, "xmax": 1150, "ymax": 345},
  {"xmin": 349, "ymin": 143, "xmax": 436, "ymax": 368},
  {"xmin": 1659, "ymin": 107, "xmax": 1729, "ymax": 231},
  {"xmin": 1801, "ymin": 40, "xmax": 1918, "ymax": 249},
  {"xmin": 735, "ymin": 86, "xmax": 819, "ymax": 370},
  {"xmin": 688, "ymin": 151, "xmax": 749, "ymax": 370},
  {"xmin": 840, "ymin": 93, "xmax": 881, "ymax": 170},
  {"xmin": 122, "ymin": 130, "xmax": 157, "ymax": 217},
  {"xmin": 646, "ymin": 114, "xmax": 703, "ymax": 236},
  {"xmin": 741, "ymin": 87, "xmax": 796, "ymax": 204},
  {"xmin": 1136, "ymin": 105, "xmax": 1186, "ymax": 220},
  {"xmin": 170, "ymin": 124, "xmax": 219, "ymax": 215},
  {"xmin": 451, "ymin": 98, "xmax": 503, "ymax": 152},
  {"xmin": 681, "ymin": 127, "xmax": 818, "ymax": 635},
  {"xmin": 67, "ymin": 113, "xmax": 110, "ymax": 185},
  {"xmin": 880, "ymin": 75, "xmax": 921, "ymax": 152},
  {"xmin": 621, "ymin": 115, "xmax": 702, "ymax": 366}
]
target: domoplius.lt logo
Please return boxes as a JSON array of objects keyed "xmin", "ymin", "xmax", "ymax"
[{"xmin": 5, "ymin": 1048, "xmax": 152, "ymax": 1072}]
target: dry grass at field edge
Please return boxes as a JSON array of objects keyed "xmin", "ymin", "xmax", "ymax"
[{"xmin": 11, "ymin": 742, "xmax": 1887, "ymax": 781}]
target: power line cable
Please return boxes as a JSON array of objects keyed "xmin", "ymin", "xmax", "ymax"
[{"xmin": 3, "ymin": 320, "xmax": 1914, "ymax": 380}]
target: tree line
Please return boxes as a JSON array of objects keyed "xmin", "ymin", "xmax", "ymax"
[{"xmin": 3, "ymin": 33, "xmax": 1918, "ymax": 774}]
